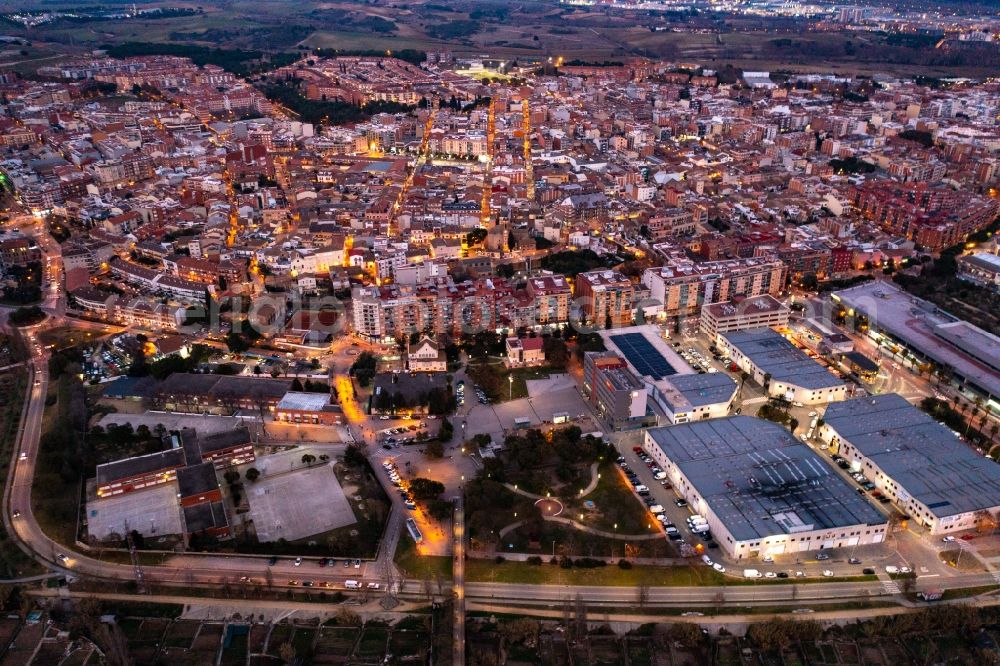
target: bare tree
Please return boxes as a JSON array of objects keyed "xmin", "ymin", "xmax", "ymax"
[
  {"xmin": 636, "ymin": 582, "xmax": 649, "ymax": 610},
  {"xmin": 573, "ymin": 593, "xmax": 588, "ymax": 639},
  {"xmin": 94, "ymin": 622, "xmax": 133, "ymax": 666}
]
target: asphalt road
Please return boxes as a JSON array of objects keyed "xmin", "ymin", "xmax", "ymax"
[{"xmin": 1, "ymin": 233, "xmax": 996, "ymax": 617}]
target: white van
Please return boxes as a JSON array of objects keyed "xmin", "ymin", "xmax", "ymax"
[
  {"xmin": 344, "ymin": 580, "xmax": 361, "ymax": 589},
  {"xmin": 743, "ymin": 569, "xmax": 762, "ymax": 579}
]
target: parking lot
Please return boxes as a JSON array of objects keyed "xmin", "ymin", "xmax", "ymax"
[
  {"xmin": 98, "ymin": 411, "xmax": 254, "ymax": 437},
  {"xmin": 462, "ymin": 377, "xmax": 596, "ymax": 445}
]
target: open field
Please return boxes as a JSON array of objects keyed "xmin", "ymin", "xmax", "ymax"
[{"xmin": 5, "ymin": 1, "xmax": 997, "ymax": 78}]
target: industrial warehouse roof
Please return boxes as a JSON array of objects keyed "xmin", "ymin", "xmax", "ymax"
[
  {"xmin": 721, "ymin": 328, "xmax": 844, "ymax": 391},
  {"xmin": 647, "ymin": 417, "xmax": 886, "ymax": 542},
  {"xmin": 668, "ymin": 372, "xmax": 738, "ymax": 409},
  {"xmin": 823, "ymin": 394, "xmax": 1000, "ymax": 519},
  {"xmin": 832, "ymin": 280, "xmax": 1000, "ymax": 398}
]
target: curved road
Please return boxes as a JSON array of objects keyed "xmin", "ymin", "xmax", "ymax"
[
  {"xmin": 5, "ymin": 330, "xmax": 999, "ymax": 608},
  {"xmin": 0, "ymin": 218, "xmax": 996, "ymax": 614}
]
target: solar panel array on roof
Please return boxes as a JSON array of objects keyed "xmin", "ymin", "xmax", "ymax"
[{"xmin": 609, "ymin": 332, "xmax": 678, "ymax": 380}]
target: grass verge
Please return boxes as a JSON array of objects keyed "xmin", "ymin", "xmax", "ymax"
[
  {"xmin": 395, "ymin": 533, "xmax": 452, "ymax": 581},
  {"xmin": 465, "ymin": 559, "xmax": 879, "ymax": 587}
]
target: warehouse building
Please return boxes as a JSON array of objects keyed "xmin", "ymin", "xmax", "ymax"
[
  {"xmin": 717, "ymin": 328, "xmax": 847, "ymax": 405},
  {"xmin": 644, "ymin": 416, "xmax": 888, "ymax": 559},
  {"xmin": 820, "ymin": 394, "xmax": 1000, "ymax": 535},
  {"xmin": 832, "ymin": 280, "xmax": 1000, "ymax": 409}
]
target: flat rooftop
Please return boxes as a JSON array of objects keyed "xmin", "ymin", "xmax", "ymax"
[
  {"xmin": 600, "ymin": 325, "xmax": 691, "ymax": 381},
  {"xmin": 832, "ymin": 280, "xmax": 1000, "ymax": 397},
  {"xmin": 86, "ymin": 482, "xmax": 184, "ymax": 541},
  {"xmin": 721, "ymin": 328, "xmax": 844, "ymax": 391},
  {"xmin": 702, "ymin": 294, "xmax": 789, "ymax": 320},
  {"xmin": 823, "ymin": 394, "xmax": 1000, "ymax": 519},
  {"xmin": 668, "ymin": 372, "xmax": 738, "ymax": 409},
  {"xmin": 246, "ymin": 461, "xmax": 356, "ymax": 543},
  {"xmin": 276, "ymin": 391, "xmax": 333, "ymax": 412},
  {"xmin": 647, "ymin": 416, "xmax": 886, "ymax": 542}
]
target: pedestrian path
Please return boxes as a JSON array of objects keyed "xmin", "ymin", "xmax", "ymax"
[
  {"xmin": 877, "ymin": 573, "xmax": 900, "ymax": 595},
  {"xmin": 502, "ymin": 462, "xmax": 601, "ymax": 500}
]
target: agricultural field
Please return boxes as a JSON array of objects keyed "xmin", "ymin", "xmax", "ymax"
[{"xmin": 4, "ymin": 0, "xmax": 995, "ymax": 77}]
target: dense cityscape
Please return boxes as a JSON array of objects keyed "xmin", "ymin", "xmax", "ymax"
[{"xmin": 0, "ymin": 0, "xmax": 998, "ymax": 664}]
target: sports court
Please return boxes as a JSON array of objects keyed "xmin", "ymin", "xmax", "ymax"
[
  {"xmin": 247, "ymin": 463, "xmax": 356, "ymax": 543},
  {"xmin": 87, "ymin": 483, "xmax": 184, "ymax": 540}
]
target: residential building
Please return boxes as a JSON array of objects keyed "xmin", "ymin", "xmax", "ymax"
[
  {"xmin": 506, "ymin": 336, "xmax": 545, "ymax": 368},
  {"xmin": 575, "ymin": 269, "xmax": 635, "ymax": 328},
  {"xmin": 700, "ymin": 295, "xmax": 791, "ymax": 338}
]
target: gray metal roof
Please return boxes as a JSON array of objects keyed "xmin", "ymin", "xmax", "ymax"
[
  {"xmin": 648, "ymin": 417, "xmax": 886, "ymax": 542},
  {"xmin": 832, "ymin": 280, "xmax": 1000, "ymax": 398},
  {"xmin": 823, "ymin": 394, "xmax": 1000, "ymax": 519},
  {"xmin": 722, "ymin": 328, "xmax": 844, "ymax": 391},
  {"xmin": 668, "ymin": 372, "xmax": 738, "ymax": 409}
]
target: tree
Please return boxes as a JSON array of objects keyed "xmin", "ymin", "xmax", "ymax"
[
  {"xmin": 668, "ymin": 622, "xmax": 703, "ymax": 648},
  {"xmin": 8, "ymin": 306, "xmax": 45, "ymax": 326},
  {"xmin": 425, "ymin": 439, "xmax": 445, "ymax": 459},
  {"xmin": 225, "ymin": 331, "xmax": 251, "ymax": 353},
  {"xmin": 507, "ymin": 230, "xmax": 517, "ymax": 251},
  {"xmin": 278, "ymin": 642, "xmax": 296, "ymax": 665},
  {"xmin": 290, "ymin": 378, "xmax": 303, "ymax": 392},
  {"xmin": 245, "ymin": 467, "xmax": 260, "ymax": 482},
  {"xmin": 408, "ymin": 477, "xmax": 445, "ymax": 500},
  {"xmin": 223, "ymin": 470, "xmax": 240, "ymax": 485},
  {"xmin": 344, "ymin": 444, "xmax": 366, "ymax": 467},
  {"xmin": 301, "ymin": 454, "xmax": 316, "ymax": 465},
  {"xmin": 542, "ymin": 337, "xmax": 569, "ymax": 370},
  {"xmin": 438, "ymin": 417, "xmax": 454, "ymax": 443}
]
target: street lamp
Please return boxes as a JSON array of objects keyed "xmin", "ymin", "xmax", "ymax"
[{"xmin": 508, "ymin": 374, "xmax": 513, "ymax": 401}]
